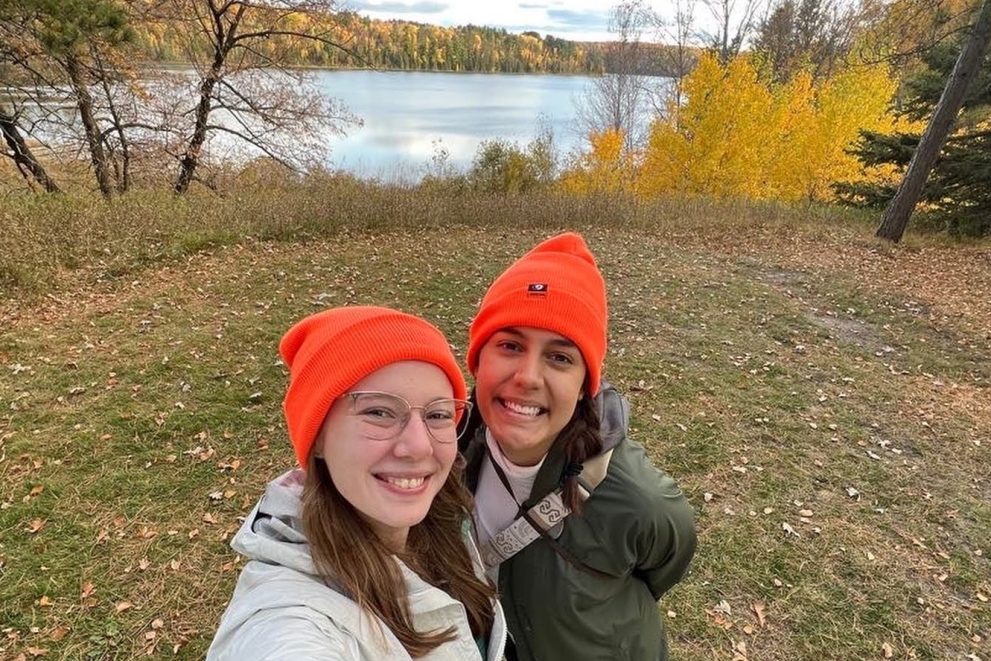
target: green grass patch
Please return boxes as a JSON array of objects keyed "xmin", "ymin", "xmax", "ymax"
[{"xmin": 1, "ymin": 212, "xmax": 989, "ymax": 659}]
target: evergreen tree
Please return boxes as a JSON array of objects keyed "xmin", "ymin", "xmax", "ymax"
[{"xmin": 838, "ymin": 18, "xmax": 991, "ymax": 236}]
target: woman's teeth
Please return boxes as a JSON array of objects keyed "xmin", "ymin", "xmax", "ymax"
[
  {"xmin": 383, "ymin": 476, "xmax": 426, "ymax": 490},
  {"xmin": 504, "ymin": 400, "xmax": 542, "ymax": 417}
]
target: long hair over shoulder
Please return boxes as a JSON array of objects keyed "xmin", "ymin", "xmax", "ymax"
[
  {"xmin": 550, "ymin": 395, "xmax": 603, "ymax": 513},
  {"xmin": 301, "ymin": 452, "xmax": 495, "ymax": 657}
]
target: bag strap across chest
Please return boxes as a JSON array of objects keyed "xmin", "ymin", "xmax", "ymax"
[{"xmin": 477, "ymin": 449, "xmax": 613, "ymax": 571}]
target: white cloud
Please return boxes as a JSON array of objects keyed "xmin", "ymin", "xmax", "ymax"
[{"xmin": 350, "ymin": 0, "xmax": 626, "ymax": 41}]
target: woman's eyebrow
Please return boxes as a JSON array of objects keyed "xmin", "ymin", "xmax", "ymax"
[{"xmin": 499, "ymin": 328, "xmax": 577, "ymax": 348}]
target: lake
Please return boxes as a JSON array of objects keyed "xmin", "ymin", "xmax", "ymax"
[{"xmin": 309, "ymin": 70, "xmax": 599, "ymax": 179}]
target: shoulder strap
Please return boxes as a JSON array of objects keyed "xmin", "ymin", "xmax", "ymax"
[{"xmin": 478, "ymin": 449, "xmax": 614, "ymax": 572}]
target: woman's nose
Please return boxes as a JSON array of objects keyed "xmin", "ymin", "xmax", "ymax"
[
  {"xmin": 512, "ymin": 354, "xmax": 541, "ymax": 387},
  {"xmin": 392, "ymin": 413, "xmax": 435, "ymax": 457}
]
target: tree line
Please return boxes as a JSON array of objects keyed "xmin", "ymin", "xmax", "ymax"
[{"xmin": 135, "ymin": 11, "xmax": 610, "ymax": 74}]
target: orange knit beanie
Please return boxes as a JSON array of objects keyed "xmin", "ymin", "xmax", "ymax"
[
  {"xmin": 280, "ymin": 306, "xmax": 467, "ymax": 467},
  {"xmin": 467, "ymin": 232, "xmax": 607, "ymax": 396}
]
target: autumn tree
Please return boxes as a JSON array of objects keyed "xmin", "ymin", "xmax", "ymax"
[
  {"xmin": 142, "ymin": 0, "xmax": 358, "ymax": 193},
  {"xmin": 559, "ymin": 129, "xmax": 636, "ymax": 195},
  {"xmin": 753, "ymin": 0, "xmax": 867, "ymax": 81},
  {"xmin": 575, "ymin": 0, "xmax": 656, "ymax": 153},
  {"xmin": 634, "ymin": 52, "xmax": 900, "ymax": 202},
  {"xmin": 0, "ymin": 0, "xmax": 135, "ymax": 196}
]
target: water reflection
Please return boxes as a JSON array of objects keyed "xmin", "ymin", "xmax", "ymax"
[{"xmin": 314, "ymin": 70, "xmax": 596, "ymax": 179}]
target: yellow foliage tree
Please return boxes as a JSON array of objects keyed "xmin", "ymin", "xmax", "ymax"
[
  {"xmin": 559, "ymin": 129, "xmax": 635, "ymax": 195},
  {"xmin": 636, "ymin": 52, "xmax": 903, "ymax": 203}
]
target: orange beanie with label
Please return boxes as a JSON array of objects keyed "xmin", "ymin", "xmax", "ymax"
[
  {"xmin": 280, "ymin": 306, "xmax": 466, "ymax": 467},
  {"xmin": 466, "ymin": 232, "xmax": 607, "ymax": 396}
]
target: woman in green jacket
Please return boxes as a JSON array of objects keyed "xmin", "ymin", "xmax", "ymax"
[{"xmin": 459, "ymin": 232, "xmax": 697, "ymax": 661}]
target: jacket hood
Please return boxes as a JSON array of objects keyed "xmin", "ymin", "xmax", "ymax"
[
  {"xmin": 230, "ymin": 469, "xmax": 317, "ymax": 575},
  {"xmin": 593, "ymin": 380, "xmax": 629, "ymax": 453}
]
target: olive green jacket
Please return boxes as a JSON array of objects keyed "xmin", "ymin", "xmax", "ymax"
[{"xmin": 462, "ymin": 384, "xmax": 697, "ymax": 661}]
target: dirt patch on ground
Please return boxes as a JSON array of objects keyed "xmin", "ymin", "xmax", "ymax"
[{"xmin": 704, "ymin": 229, "xmax": 991, "ymax": 354}]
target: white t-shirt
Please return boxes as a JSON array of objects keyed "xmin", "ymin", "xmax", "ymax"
[{"xmin": 473, "ymin": 430, "xmax": 545, "ymax": 581}]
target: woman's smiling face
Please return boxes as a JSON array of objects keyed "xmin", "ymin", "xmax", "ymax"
[
  {"xmin": 315, "ymin": 360, "xmax": 457, "ymax": 550},
  {"xmin": 474, "ymin": 327, "xmax": 587, "ymax": 466}
]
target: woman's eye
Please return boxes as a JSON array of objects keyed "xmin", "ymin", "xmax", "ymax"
[
  {"xmin": 359, "ymin": 407, "xmax": 397, "ymax": 419},
  {"xmin": 425, "ymin": 409, "xmax": 455, "ymax": 422},
  {"xmin": 497, "ymin": 340, "xmax": 522, "ymax": 352},
  {"xmin": 549, "ymin": 353, "xmax": 575, "ymax": 364}
]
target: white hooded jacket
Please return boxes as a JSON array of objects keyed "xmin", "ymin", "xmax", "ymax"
[{"xmin": 207, "ymin": 470, "xmax": 507, "ymax": 661}]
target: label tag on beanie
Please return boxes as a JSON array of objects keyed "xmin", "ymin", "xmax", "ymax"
[{"xmin": 526, "ymin": 283, "xmax": 549, "ymax": 297}]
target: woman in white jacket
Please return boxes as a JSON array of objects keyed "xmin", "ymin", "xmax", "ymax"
[{"xmin": 208, "ymin": 306, "xmax": 506, "ymax": 661}]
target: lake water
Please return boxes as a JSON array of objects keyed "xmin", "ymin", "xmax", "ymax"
[{"xmin": 310, "ymin": 70, "xmax": 599, "ymax": 179}]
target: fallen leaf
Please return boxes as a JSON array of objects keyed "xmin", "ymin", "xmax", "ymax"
[
  {"xmin": 80, "ymin": 582, "xmax": 95, "ymax": 600},
  {"xmin": 38, "ymin": 596, "xmax": 54, "ymax": 607},
  {"xmin": 25, "ymin": 647, "xmax": 48, "ymax": 658},
  {"xmin": 49, "ymin": 626, "xmax": 69, "ymax": 641},
  {"xmin": 26, "ymin": 518, "xmax": 46, "ymax": 534},
  {"xmin": 115, "ymin": 601, "xmax": 133, "ymax": 613},
  {"xmin": 138, "ymin": 558, "xmax": 150, "ymax": 571},
  {"xmin": 752, "ymin": 601, "xmax": 766, "ymax": 628},
  {"xmin": 881, "ymin": 642, "xmax": 894, "ymax": 658},
  {"xmin": 782, "ymin": 522, "xmax": 800, "ymax": 537}
]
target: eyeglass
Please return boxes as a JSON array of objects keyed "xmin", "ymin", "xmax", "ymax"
[{"xmin": 341, "ymin": 391, "xmax": 471, "ymax": 444}]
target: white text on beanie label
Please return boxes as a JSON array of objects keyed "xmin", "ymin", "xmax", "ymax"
[{"xmin": 526, "ymin": 283, "xmax": 549, "ymax": 297}]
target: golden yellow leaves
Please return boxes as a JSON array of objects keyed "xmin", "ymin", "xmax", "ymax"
[
  {"xmin": 644, "ymin": 53, "xmax": 902, "ymax": 202},
  {"xmin": 559, "ymin": 129, "xmax": 636, "ymax": 195},
  {"xmin": 565, "ymin": 53, "xmax": 912, "ymax": 204}
]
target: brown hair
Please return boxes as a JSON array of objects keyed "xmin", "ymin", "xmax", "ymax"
[
  {"xmin": 301, "ymin": 453, "xmax": 495, "ymax": 658},
  {"xmin": 554, "ymin": 396, "xmax": 603, "ymax": 514}
]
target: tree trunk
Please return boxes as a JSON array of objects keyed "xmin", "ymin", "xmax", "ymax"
[
  {"xmin": 173, "ymin": 70, "xmax": 219, "ymax": 194},
  {"xmin": 94, "ymin": 46, "xmax": 132, "ymax": 194},
  {"xmin": 174, "ymin": 2, "xmax": 245, "ymax": 195},
  {"xmin": 876, "ymin": 0, "xmax": 991, "ymax": 242},
  {"xmin": 65, "ymin": 51, "xmax": 115, "ymax": 198},
  {"xmin": 0, "ymin": 104, "xmax": 61, "ymax": 193}
]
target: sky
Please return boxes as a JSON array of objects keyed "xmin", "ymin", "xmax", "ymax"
[{"xmin": 348, "ymin": 0, "xmax": 678, "ymax": 42}]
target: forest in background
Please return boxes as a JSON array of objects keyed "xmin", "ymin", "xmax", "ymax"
[
  {"xmin": 2, "ymin": 0, "xmax": 990, "ymax": 239},
  {"xmin": 134, "ymin": 10, "xmax": 617, "ymax": 74}
]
